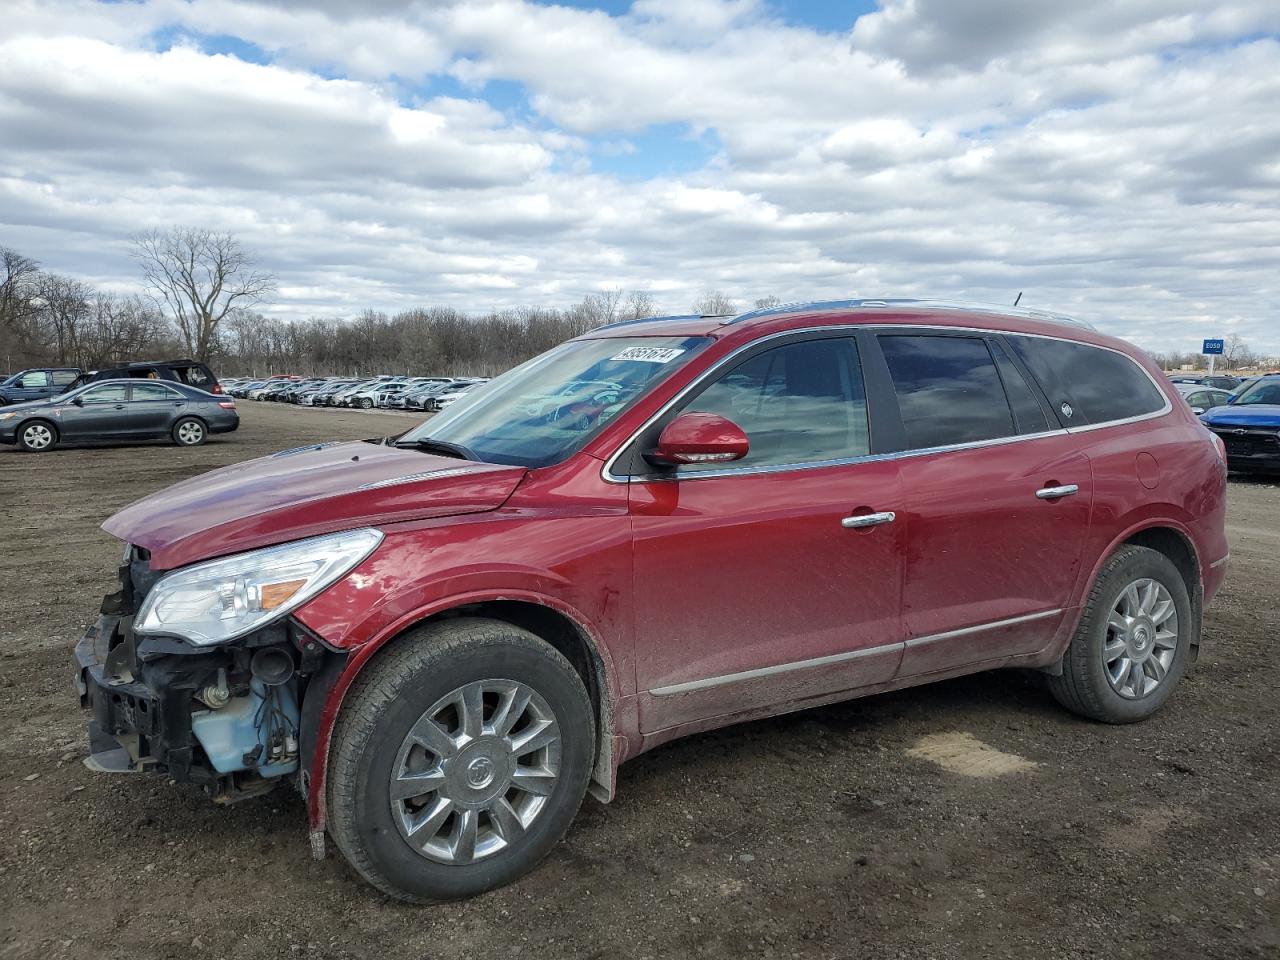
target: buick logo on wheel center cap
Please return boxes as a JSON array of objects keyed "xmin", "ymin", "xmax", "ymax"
[{"xmin": 466, "ymin": 756, "xmax": 495, "ymax": 788}]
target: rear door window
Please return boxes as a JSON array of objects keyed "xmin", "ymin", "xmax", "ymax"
[
  {"xmin": 132, "ymin": 383, "xmax": 179, "ymax": 401},
  {"xmin": 679, "ymin": 336, "xmax": 869, "ymax": 471},
  {"xmin": 1008, "ymin": 336, "xmax": 1166, "ymax": 425},
  {"xmin": 51, "ymin": 370, "xmax": 79, "ymax": 385},
  {"xmin": 989, "ymin": 340, "xmax": 1051, "ymax": 433},
  {"xmin": 878, "ymin": 335, "xmax": 1016, "ymax": 449}
]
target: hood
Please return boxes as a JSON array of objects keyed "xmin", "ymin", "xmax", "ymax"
[
  {"xmin": 103, "ymin": 440, "xmax": 527, "ymax": 570},
  {"xmin": 1202, "ymin": 404, "xmax": 1280, "ymax": 428},
  {"xmin": 0, "ymin": 396, "xmax": 60, "ymax": 412}
]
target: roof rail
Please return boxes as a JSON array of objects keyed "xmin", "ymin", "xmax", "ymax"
[
  {"xmin": 593, "ymin": 313, "xmax": 707, "ymax": 332},
  {"xmin": 719, "ymin": 298, "xmax": 1096, "ymax": 331}
]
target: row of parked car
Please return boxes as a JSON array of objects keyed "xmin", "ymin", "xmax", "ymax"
[{"xmin": 220, "ymin": 375, "xmax": 491, "ymax": 413}]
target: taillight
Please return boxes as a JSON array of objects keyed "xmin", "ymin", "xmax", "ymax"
[
  {"xmin": 218, "ymin": 401, "xmax": 236, "ymax": 410},
  {"xmin": 1209, "ymin": 430, "xmax": 1226, "ymax": 464},
  {"xmin": 212, "ymin": 383, "xmax": 224, "ymax": 394}
]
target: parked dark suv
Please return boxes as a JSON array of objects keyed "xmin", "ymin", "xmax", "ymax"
[
  {"xmin": 76, "ymin": 299, "xmax": 1228, "ymax": 903},
  {"xmin": 67, "ymin": 359, "xmax": 222, "ymax": 395},
  {"xmin": 0, "ymin": 367, "xmax": 81, "ymax": 405}
]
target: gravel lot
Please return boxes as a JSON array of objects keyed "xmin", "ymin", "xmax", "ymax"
[{"xmin": 1, "ymin": 401, "xmax": 1277, "ymax": 960}]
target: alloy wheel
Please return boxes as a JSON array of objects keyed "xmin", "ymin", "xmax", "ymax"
[
  {"xmin": 390, "ymin": 678, "xmax": 561, "ymax": 865},
  {"xmin": 1104, "ymin": 578, "xmax": 1178, "ymax": 699}
]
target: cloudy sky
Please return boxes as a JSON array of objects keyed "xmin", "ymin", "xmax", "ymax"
[{"xmin": 2, "ymin": 0, "xmax": 1279, "ymax": 355}]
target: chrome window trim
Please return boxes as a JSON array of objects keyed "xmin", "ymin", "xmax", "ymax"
[
  {"xmin": 601, "ymin": 322, "xmax": 1172, "ymax": 485},
  {"xmin": 646, "ymin": 609, "xmax": 1063, "ymax": 697}
]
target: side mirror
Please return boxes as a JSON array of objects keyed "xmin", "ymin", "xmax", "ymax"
[
  {"xmin": 71, "ymin": 396, "xmax": 84, "ymax": 407},
  {"xmin": 1191, "ymin": 406, "xmax": 1205, "ymax": 415},
  {"xmin": 646, "ymin": 412, "xmax": 749, "ymax": 467},
  {"xmin": 12, "ymin": 379, "xmax": 24, "ymax": 388},
  {"xmin": 1225, "ymin": 394, "xmax": 1237, "ymax": 404}
]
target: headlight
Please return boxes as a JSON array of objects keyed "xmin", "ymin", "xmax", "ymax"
[
  {"xmin": 135, "ymin": 528, "xmax": 383, "ymax": 646},
  {"xmin": 0, "ymin": 412, "xmax": 17, "ymax": 421}
]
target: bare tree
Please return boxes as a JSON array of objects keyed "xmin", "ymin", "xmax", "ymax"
[
  {"xmin": 36, "ymin": 273, "xmax": 93, "ymax": 366},
  {"xmin": 1222, "ymin": 334, "xmax": 1255, "ymax": 370},
  {"xmin": 619, "ymin": 290, "xmax": 660, "ymax": 321},
  {"xmin": 692, "ymin": 289, "xmax": 737, "ymax": 316},
  {"xmin": 132, "ymin": 227, "xmax": 276, "ymax": 361},
  {"xmin": 1, "ymin": 247, "xmax": 42, "ymax": 364},
  {"xmin": 753, "ymin": 295, "xmax": 781, "ymax": 310}
]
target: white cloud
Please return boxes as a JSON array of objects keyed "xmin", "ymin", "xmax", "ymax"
[{"xmin": 0, "ymin": 0, "xmax": 1277, "ymax": 355}]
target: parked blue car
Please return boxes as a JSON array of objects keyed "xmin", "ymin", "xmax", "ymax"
[
  {"xmin": 0, "ymin": 367, "xmax": 81, "ymax": 405},
  {"xmin": 1201, "ymin": 374, "xmax": 1280, "ymax": 475}
]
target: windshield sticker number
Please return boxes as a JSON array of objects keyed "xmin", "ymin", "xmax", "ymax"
[{"xmin": 609, "ymin": 347, "xmax": 686, "ymax": 364}]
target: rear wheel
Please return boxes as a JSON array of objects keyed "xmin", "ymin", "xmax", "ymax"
[
  {"xmin": 1047, "ymin": 545, "xmax": 1192, "ymax": 723},
  {"xmin": 359, "ymin": 397, "xmax": 374, "ymax": 409},
  {"xmin": 172, "ymin": 417, "xmax": 206, "ymax": 446},
  {"xmin": 18, "ymin": 420, "xmax": 57, "ymax": 452},
  {"xmin": 327, "ymin": 618, "xmax": 594, "ymax": 902}
]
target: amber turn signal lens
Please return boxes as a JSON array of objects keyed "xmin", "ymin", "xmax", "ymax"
[{"xmin": 259, "ymin": 579, "xmax": 307, "ymax": 611}]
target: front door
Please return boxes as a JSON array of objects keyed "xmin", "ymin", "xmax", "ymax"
[
  {"xmin": 13, "ymin": 370, "xmax": 51, "ymax": 402},
  {"xmin": 874, "ymin": 332, "xmax": 1094, "ymax": 675},
  {"xmin": 628, "ymin": 334, "xmax": 905, "ymax": 733},
  {"xmin": 58, "ymin": 383, "xmax": 131, "ymax": 439}
]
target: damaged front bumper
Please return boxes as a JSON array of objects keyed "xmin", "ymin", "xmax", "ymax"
[{"xmin": 73, "ymin": 547, "xmax": 325, "ymax": 803}]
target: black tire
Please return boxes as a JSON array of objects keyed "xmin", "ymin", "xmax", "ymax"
[
  {"xmin": 172, "ymin": 416, "xmax": 207, "ymax": 446},
  {"xmin": 327, "ymin": 618, "xmax": 594, "ymax": 903},
  {"xmin": 17, "ymin": 419, "xmax": 58, "ymax": 452},
  {"xmin": 1047, "ymin": 545, "xmax": 1193, "ymax": 723}
]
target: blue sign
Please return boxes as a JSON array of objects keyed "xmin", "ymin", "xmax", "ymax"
[{"xmin": 1202, "ymin": 338, "xmax": 1224, "ymax": 355}]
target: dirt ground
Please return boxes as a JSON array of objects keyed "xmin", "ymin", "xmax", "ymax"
[{"xmin": 1, "ymin": 401, "xmax": 1277, "ymax": 960}]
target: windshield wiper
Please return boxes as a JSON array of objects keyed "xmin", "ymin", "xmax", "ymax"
[{"xmin": 393, "ymin": 437, "xmax": 478, "ymax": 461}]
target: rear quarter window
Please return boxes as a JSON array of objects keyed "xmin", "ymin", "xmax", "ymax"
[{"xmin": 1008, "ymin": 336, "xmax": 1166, "ymax": 425}]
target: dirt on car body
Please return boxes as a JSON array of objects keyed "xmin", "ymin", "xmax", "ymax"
[{"xmin": 1, "ymin": 402, "xmax": 1277, "ymax": 959}]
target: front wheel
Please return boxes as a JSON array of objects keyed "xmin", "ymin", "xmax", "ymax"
[
  {"xmin": 172, "ymin": 417, "xmax": 206, "ymax": 446},
  {"xmin": 18, "ymin": 420, "xmax": 57, "ymax": 452},
  {"xmin": 1047, "ymin": 545, "xmax": 1193, "ymax": 723},
  {"xmin": 359, "ymin": 397, "xmax": 374, "ymax": 409},
  {"xmin": 327, "ymin": 618, "xmax": 594, "ymax": 902}
]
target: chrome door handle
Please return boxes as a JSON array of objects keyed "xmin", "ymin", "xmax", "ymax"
[
  {"xmin": 1036, "ymin": 484, "xmax": 1079, "ymax": 500},
  {"xmin": 842, "ymin": 511, "xmax": 896, "ymax": 529}
]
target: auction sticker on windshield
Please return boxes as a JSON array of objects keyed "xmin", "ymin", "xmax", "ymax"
[{"xmin": 610, "ymin": 346, "xmax": 686, "ymax": 363}]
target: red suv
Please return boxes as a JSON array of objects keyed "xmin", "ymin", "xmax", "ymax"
[{"xmin": 75, "ymin": 300, "xmax": 1229, "ymax": 902}]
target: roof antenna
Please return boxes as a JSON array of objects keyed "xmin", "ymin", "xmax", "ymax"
[{"xmin": 1013, "ymin": 291, "xmax": 1023, "ymax": 307}]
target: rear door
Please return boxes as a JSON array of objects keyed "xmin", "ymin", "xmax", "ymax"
[
  {"xmin": 874, "ymin": 331, "xmax": 1094, "ymax": 676},
  {"xmin": 128, "ymin": 382, "xmax": 185, "ymax": 434},
  {"xmin": 628, "ymin": 333, "xmax": 905, "ymax": 732},
  {"xmin": 50, "ymin": 369, "xmax": 80, "ymax": 397}
]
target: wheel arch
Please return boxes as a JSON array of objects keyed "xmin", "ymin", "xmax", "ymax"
[
  {"xmin": 1118, "ymin": 525, "xmax": 1202, "ymax": 651},
  {"xmin": 300, "ymin": 592, "xmax": 623, "ymax": 847},
  {"xmin": 1058, "ymin": 518, "xmax": 1204, "ymax": 670}
]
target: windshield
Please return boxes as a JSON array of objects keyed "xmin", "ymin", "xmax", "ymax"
[
  {"xmin": 1235, "ymin": 380, "xmax": 1280, "ymax": 406},
  {"xmin": 398, "ymin": 335, "xmax": 710, "ymax": 467}
]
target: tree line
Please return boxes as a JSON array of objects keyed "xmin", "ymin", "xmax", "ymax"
[{"xmin": 1, "ymin": 232, "xmax": 766, "ymax": 378}]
